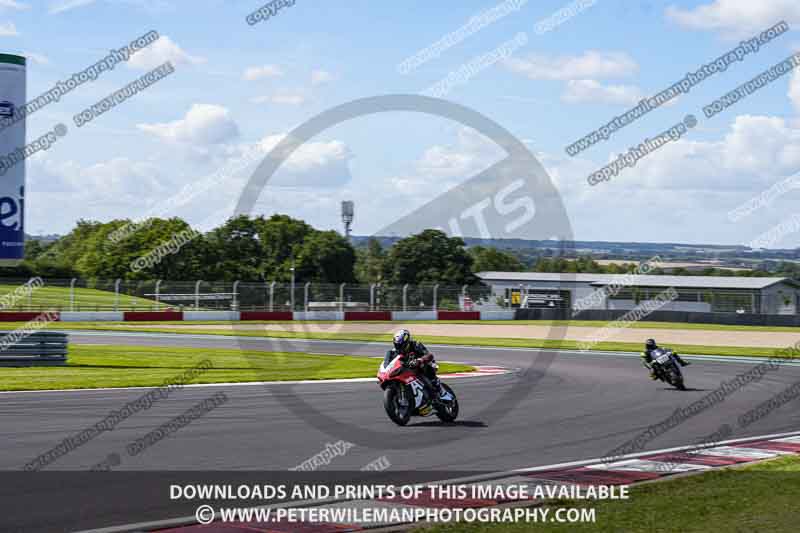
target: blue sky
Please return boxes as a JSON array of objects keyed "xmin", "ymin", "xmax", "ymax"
[{"xmin": 3, "ymin": 0, "xmax": 800, "ymax": 247}]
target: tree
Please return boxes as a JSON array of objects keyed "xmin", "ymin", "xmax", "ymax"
[
  {"xmin": 257, "ymin": 214, "xmax": 314, "ymax": 281},
  {"xmin": 202, "ymin": 216, "xmax": 265, "ymax": 281},
  {"xmin": 384, "ymin": 229, "xmax": 476, "ymax": 286},
  {"xmin": 468, "ymin": 245, "xmax": 523, "ymax": 273},
  {"xmin": 24, "ymin": 240, "xmax": 46, "ymax": 261},
  {"xmin": 79, "ymin": 217, "xmax": 203, "ymax": 280},
  {"xmin": 295, "ymin": 230, "xmax": 356, "ymax": 283},
  {"xmin": 355, "ymin": 238, "xmax": 385, "ymax": 283},
  {"xmin": 5, "ymin": 213, "xmax": 361, "ymax": 283}
]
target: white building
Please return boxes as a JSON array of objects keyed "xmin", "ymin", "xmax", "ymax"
[{"xmin": 476, "ymin": 272, "xmax": 800, "ymax": 315}]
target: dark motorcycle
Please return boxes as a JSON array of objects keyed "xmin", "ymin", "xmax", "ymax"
[
  {"xmin": 377, "ymin": 352, "xmax": 459, "ymax": 426},
  {"xmin": 650, "ymin": 348, "xmax": 686, "ymax": 390}
]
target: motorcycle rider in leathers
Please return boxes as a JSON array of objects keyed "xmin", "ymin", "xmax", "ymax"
[
  {"xmin": 389, "ymin": 329, "xmax": 446, "ymax": 398},
  {"xmin": 641, "ymin": 338, "xmax": 690, "ymax": 379}
]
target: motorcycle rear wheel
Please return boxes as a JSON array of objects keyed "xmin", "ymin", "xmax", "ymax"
[{"xmin": 384, "ymin": 383, "xmax": 411, "ymax": 426}]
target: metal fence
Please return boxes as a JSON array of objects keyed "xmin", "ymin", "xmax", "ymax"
[
  {"xmin": 1, "ymin": 277, "xmax": 793, "ymax": 315},
  {"xmin": 0, "ymin": 277, "xmax": 497, "ymax": 312}
]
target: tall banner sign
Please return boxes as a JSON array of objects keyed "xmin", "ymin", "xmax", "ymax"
[{"xmin": 0, "ymin": 53, "xmax": 25, "ymax": 265}]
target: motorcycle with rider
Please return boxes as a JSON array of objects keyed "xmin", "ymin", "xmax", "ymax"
[
  {"xmin": 641, "ymin": 338, "xmax": 690, "ymax": 390},
  {"xmin": 377, "ymin": 329, "xmax": 458, "ymax": 425}
]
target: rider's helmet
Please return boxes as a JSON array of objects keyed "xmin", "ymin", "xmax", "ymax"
[
  {"xmin": 645, "ymin": 338, "xmax": 657, "ymax": 351},
  {"xmin": 393, "ymin": 329, "xmax": 412, "ymax": 353}
]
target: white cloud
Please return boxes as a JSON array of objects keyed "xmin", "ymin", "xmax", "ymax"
[
  {"xmin": 504, "ymin": 51, "xmax": 638, "ymax": 81},
  {"xmin": 48, "ymin": 0, "xmax": 95, "ymax": 14},
  {"xmin": 666, "ymin": 0, "xmax": 800, "ymax": 36},
  {"xmin": 415, "ymin": 127, "xmax": 503, "ymax": 181},
  {"xmin": 532, "ymin": 114, "xmax": 800, "ymax": 245},
  {"xmin": 790, "ymin": 69, "xmax": 800, "ymax": 115},
  {"xmin": 561, "ymin": 79, "xmax": 643, "ymax": 106},
  {"xmin": 82, "ymin": 157, "xmax": 167, "ymax": 197},
  {"xmin": 377, "ymin": 127, "xmax": 504, "ymax": 199},
  {"xmin": 609, "ymin": 115, "xmax": 800, "ymax": 191},
  {"xmin": 243, "ymin": 64, "xmax": 283, "ymax": 81},
  {"xmin": 127, "ymin": 35, "xmax": 205, "ymax": 70},
  {"xmin": 311, "ymin": 69, "xmax": 335, "ymax": 85},
  {"xmin": 255, "ymin": 134, "xmax": 352, "ymax": 187},
  {"xmin": 29, "ymin": 156, "xmax": 166, "ymax": 207},
  {"xmin": 270, "ymin": 89, "xmax": 307, "ymax": 105},
  {"xmin": 137, "ymin": 104, "xmax": 240, "ymax": 145},
  {"xmin": 26, "ymin": 154, "xmax": 174, "ymax": 235},
  {"xmin": 0, "ymin": 1, "xmax": 29, "ymax": 10},
  {"xmin": 250, "ymin": 90, "xmax": 307, "ymax": 105},
  {"xmin": 0, "ymin": 21, "xmax": 18, "ymax": 36}
]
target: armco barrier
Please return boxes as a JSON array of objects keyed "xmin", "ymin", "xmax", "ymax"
[
  {"xmin": 0, "ymin": 331, "xmax": 68, "ymax": 366},
  {"xmin": 183, "ymin": 311, "xmax": 239, "ymax": 321},
  {"xmin": 59, "ymin": 311, "xmax": 123, "ymax": 322},
  {"xmin": 0, "ymin": 312, "xmax": 57, "ymax": 322},
  {"xmin": 345, "ymin": 311, "xmax": 392, "ymax": 321},
  {"xmin": 240, "ymin": 311, "xmax": 293, "ymax": 321},
  {"xmin": 392, "ymin": 311, "xmax": 437, "ymax": 321},
  {"xmin": 480, "ymin": 311, "xmax": 515, "ymax": 320},
  {"xmin": 437, "ymin": 311, "xmax": 480, "ymax": 320},
  {"xmin": 293, "ymin": 311, "xmax": 345, "ymax": 320},
  {"xmin": 123, "ymin": 311, "xmax": 183, "ymax": 322}
]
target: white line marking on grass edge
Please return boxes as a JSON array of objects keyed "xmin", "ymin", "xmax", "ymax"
[{"xmin": 72, "ymin": 428, "xmax": 800, "ymax": 533}]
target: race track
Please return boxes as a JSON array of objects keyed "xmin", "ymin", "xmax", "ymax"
[{"xmin": 3, "ymin": 330, "xmax": 800, "ymax": 532}]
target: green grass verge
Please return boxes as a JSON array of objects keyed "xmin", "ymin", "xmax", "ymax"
[
  {"xmin": 0, "ymin": 344, "xmax": 473, "ymax": 391},
  {"xmin": 0, "ymin": 283, "xmax": 164, "ymax": 310},
  {"xmin": 35, "ymin": 323, "xmax": 797, "ymax": 359},
  {"xmin": 418, "ymin": 455, "xmax": 800, "ymax": 533}
]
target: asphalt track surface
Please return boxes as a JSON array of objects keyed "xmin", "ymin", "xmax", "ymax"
[{"xmin": 3, "ymin": 330, "xmax": 800, "ymax": 532}]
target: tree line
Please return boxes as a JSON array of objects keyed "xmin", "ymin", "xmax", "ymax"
[
  {"xmin": 13, "ymin": 215, "xmax": 517, "ymax": 285},
  {"xmin": 9, "ymin": 214, "xmax": 783, "ymax": 284}
]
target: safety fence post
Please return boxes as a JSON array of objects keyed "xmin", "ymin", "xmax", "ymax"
[{"xmin": 114, "ymin": 279, "xmax": 121, "ymax": 311}]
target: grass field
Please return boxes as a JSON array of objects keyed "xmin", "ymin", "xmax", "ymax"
[
  {"xmin": 0, "ymin": 283, "xmax": 164, "ymax": 311},
  {"xmin": 0, "ymin": 344, "xmax": 474, "ymax": 391},
  {"xmin": 419, "ymin": 455, "xmax": 800, "ymax": 533}
]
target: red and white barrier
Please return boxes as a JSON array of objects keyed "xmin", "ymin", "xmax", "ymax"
[{"xmin": 0, "ymin": 310, "xmax": 517, "ymax": 322}]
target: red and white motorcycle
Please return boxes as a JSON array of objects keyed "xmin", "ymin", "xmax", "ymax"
[{"xmin": 377, "ymin": 352, "xmax": 459, "ymax": 426}]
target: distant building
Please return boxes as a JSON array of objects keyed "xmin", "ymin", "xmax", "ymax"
[{"xmin": 476, "ymin": 272, "xmax": 800, "ymax": 315}]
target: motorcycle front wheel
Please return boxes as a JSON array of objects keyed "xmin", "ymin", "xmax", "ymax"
[
  {"xmin": 435, "ymin": 384, "xmax": 459, "ymax": 423},
  {"xmin": 384, "ymin": 383, "xmax": 411, "ymax": 426},
  {"xmin": 672, "ymin": 371, "xmax": 686, "ymax": 391}
]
